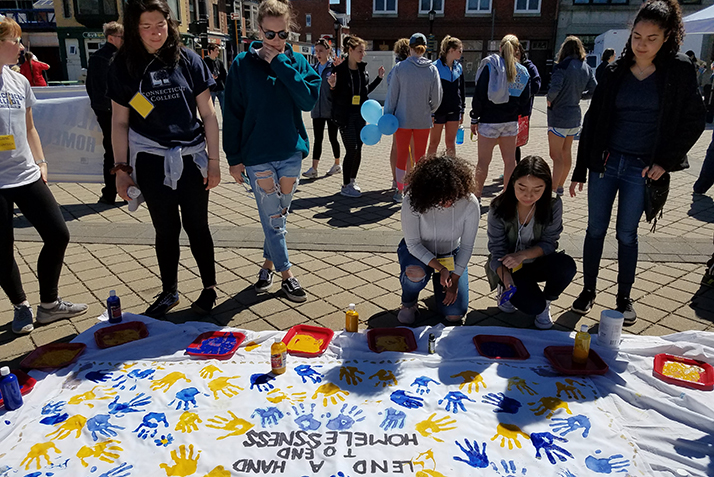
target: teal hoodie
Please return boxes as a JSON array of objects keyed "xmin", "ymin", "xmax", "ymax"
[{"xmin": 223, "ymin": 41, "xmax": 321, "ymax": 166}]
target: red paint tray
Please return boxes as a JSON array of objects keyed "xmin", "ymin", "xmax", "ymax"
[
  {"xmin": 653, "ymin": 353, "xmax": 714, "ymax": 391},
  {"xmin": 474, "ymin": 335, "xmax": 530, "ymax": 360},
  {"xmin": 0, "ymin": 370, "xmax": 36, "ymax": 409},
  {"xmin": 186, "ymin": 331, "xmax": 246, "ymax": 359},
  {"xmin": 544, "ymin": 346, "xmax": 609, "ymax": 375},
  {"xmin": 282, "ymin": 325, "xmax": 334, "ymax": 357},
  {"xmin": 94, "ymin": 321, "xmax": 149, "ymax": 349},
  {"xmin": 20, "ymin": 343, "xmax": 86, "ymax": 370},
  {"xmin": 367, "ymin": 328, "xmax": 417, "ymax": 353}
]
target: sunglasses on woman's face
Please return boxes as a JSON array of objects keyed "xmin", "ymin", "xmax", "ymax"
[{"xmin": 262, "ymin": 29, "xmax": 289, "ymax": 40}]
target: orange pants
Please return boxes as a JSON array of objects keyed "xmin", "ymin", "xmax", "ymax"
[{"xmin": 395, "ymin": 128, "xmax": 430, "ymax": 191}]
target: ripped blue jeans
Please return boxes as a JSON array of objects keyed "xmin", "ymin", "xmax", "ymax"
[{"xmin": 245, "ymin": 153, "xmax": 302, "ymax": 272}]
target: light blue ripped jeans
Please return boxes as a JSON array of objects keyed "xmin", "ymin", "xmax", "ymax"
[{"xmin": 245, "ymin": 153, "xmax": 302, "ymax": 272}]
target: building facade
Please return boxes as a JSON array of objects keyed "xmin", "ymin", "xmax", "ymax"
[{"xmin": 1, "ymin": 0, "xmax": 59, "ymax": 81}]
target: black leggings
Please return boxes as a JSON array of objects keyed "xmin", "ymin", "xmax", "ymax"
[
  {"xmin": 95, "ymin": 111, "xmax": 117, "ymax": 201},
  {"xmin": 312, "ymin": 118, "xmax": 340, "ymax": 162},
  {"xmin": 0, "ymin": 178, "xmax": 69, "ymax": 304},
  {"xmin": 135, "ymin": 153, "xmax": 216, "ymax": 293},
  {"xmin": 509, "ymin": 252, "xmax": 577, "ymax": 315},
  {"xmin": 339, "ymin": 112, "xmax": 366, "ymax": 186}
]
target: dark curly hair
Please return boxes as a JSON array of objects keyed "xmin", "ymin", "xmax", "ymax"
[
  {"xmin": 405, "ymin": 154, "xmax": 475, "ymax": 215},
  {"xmin": 491, "ymin": 156, "xmax": 553, "ymax": 224},
  {"xmin": 622, "ymin": 0, "xmax": 683, "ymax": 66}
]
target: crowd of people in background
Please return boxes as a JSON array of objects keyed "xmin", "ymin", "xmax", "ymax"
[{"xmin": 0, "ymin": 0, "xmax": 710, "ymax": 335}]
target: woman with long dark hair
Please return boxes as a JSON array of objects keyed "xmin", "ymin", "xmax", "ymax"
[
  {"xmin": 570, "ymin": 0, "xmax": 705, "ymax": 324},
  {"xmin": 109, "ymin": 0, "xmax": 220, "ymax": 317},
  {"xmin": 487, "ymin": 156, "xmax": 575, "ymax": 329}
]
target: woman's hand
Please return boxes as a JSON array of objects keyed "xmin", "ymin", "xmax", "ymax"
[
  {"xmin": 332, "ymin": 56, "xmax": 343, "ymax": 67},
  {"xmin": 500, "ymin": 268, "xmax": 515, "ymax": 290},
  {"xmin": 443, "ymin": 275, "xmax": 459, "ymax": 306},
  {"xmin": 258, "ymin": 44, "xmax": 281, "ymax": 63},
  {"xmin": 642, "ymin": 164, "xmax": 665, "ymax": 180},
  {"xmin": 115, "ymin": 171, "xmax": 136, "ymax": 201},
  {"xmin": 470, "ymin": 123, "xmax": 478, "ymax": 136},
  {"xmin": 569, "ymin": 181, "xmax": 584, "ymax": 198},
  {"xmin": 38, "ymin": 163, "xmax": 47, "ymax": 183},
  {"xmin": 500, "ymin": 251, "xmax": 527, "ymax": 270},
  {"xmin": 378, "ymin": 66, "xmax": 385, "ymax": 78},
  {"xmin": 438, "ymin": 268, "xmax": 452, "ymax": 289},
  {"xmin": 229, "ymin": 163, "xmax": 246, "ymax": 184},
  {"xmin": 205, "ymin": 160, "xmax": 221, "ymax": 190},
  {"xmin": 327, "ymin": 72, "xmax": 337, "ymax": 88}
]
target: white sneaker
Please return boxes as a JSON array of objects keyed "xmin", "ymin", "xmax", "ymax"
[
  {"xmin": 397, "ymin": 305, "xmax": 418, "ymax": 324},
  {"xmin": 36, "ymin": 298, "xmax": 88, "ymax": 324},
  {"xmin": 496, "ymin": 284, "xmax": 516, "ymax": 314},
  {"xmin": 302, "ymin": 167, "xmax": 318, "ymax": 179},
  {"xmin": 326, "ymin": 164, "xmax": 342, "ymax": 176},
  {"xmin": 350, "ymin": 179, "xmax": 361, "ymax": 192},
  {"xmin": 341, "ymin": 183, "xmax": 362, "ymax": 198},
  {"xmin": 534, "ymin": 300, "xmax": 553, "ymax": 329}
]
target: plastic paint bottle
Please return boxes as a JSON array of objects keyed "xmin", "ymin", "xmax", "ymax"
[
  {"xmin": 107, "ymin": 290, "xmax": 122, "ymax": 324},
  {"xmin": 0, "ymin": 367, "xmax": 23, "ymax": 410},
  {"xmin": 456, "ymin": 126, "xmax": 465, "ymax": 145},
  {"xmin": 597, "ymin": 310, "xmax": 624, "ymax": 349},
  {"xmin": 345, "ymin": 304, "xmax": 359, "ymax": 332},
  {"xmin": 428, "ymin": 333, "xmax": 436, "ymax": 354},
  {"xmin": 572, "ymin": 324, "xmax": 591, "ymax": 365},
  {"xmin": 271, "ymin": 338, "xmax": 287, "ymax": 375}
]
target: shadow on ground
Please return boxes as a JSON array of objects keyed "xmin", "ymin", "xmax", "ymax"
[
  {"xmin": 688, "ymin": 194, "xmax": 714, "ymax": 223},
  {"xmin": 292, "ymin": 189, "xmax": 401, "ymax": 227}
]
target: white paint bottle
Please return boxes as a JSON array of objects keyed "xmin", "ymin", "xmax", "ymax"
[{"xmin": 597, "ymin": 310, "xmax": 624, "ymax": 349}]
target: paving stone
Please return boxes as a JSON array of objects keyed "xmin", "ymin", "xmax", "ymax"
[
  {"xmin": 30, "ymin": 323, "xmax": 77, "ymax": 347},
  {"xmin": 294, "ymin": 300, "xmax": 339, "ymax": 320},
  {"xmin": 658, "ymin": 315, "xmax": 709, "ymax": 332}
]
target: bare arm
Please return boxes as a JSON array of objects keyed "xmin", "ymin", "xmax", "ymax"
[
  {"xmin": 111, "ymin": 101, "xmax": 135, "ymax": 200},
  {"xmin": 25, "ymin": 107, "xmax": 47, "ymax": 182},
  {"xmin": 195, "ymin": 88, "xmax": 220, "ymax": 189}
]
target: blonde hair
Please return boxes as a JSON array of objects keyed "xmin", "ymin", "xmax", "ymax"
[
  {"xmin": 343, "ymin": 35, "xmax": 366, "ymax": 53},
  {"xmin": 412, "ymin": 45, "xmax": 426, "ymax": 56},
  {"xmin": 439, "ymin": 35, "xmax": 462, "ymax": 63},
  {"xmin": 0, "ymin": 16, "xmax": 22, "ymax": 39},
  {"xmin": 500, "ymin": 34, "xmax": 520, "ymax": 83},
  {"xmin": 257, "ymin": 0, "xmax": 298, "ymax": 31}
]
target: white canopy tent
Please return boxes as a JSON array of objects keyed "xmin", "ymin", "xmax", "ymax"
[{"xmin": 684, "ymin": 4, "xmax": 714, "ymax": 35}]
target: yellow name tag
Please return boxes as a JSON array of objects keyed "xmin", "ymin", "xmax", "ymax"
[
  {"xmin": 0, "ymin": 134, "xmax": 16, "ymax": 151},
  {"xmin": 352, "ymin": 95, "xmax": 361, "ymax": 105},
  {"xmin": 437, "ymin": 256, "xmax": 455, "ymax": 272},
  {"xmin": 512, "ymin": 263, "xmax": 523, "ymax": 273},
  {"xmin": 129, "ymin": 92, "xmax": 155, "ymax": 119}
]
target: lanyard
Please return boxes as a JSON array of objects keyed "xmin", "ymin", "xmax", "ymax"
[
  {"xmin": 515, "ymin": 204, "xmax": 535, "ymax": 252},
  {"xmin": 350, "ymin": 68, "xmax": 361, "ymax": 100}
]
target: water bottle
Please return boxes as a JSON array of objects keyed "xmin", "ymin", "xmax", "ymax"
[
  {"xmin": 127, "ymin": 186, "xmax": 141, "ymax": 199},
  {"xmin": 107, "ymin": 290, "xmax": 122, "ymax": 324},
  {"xmin": 0, "ymin": 367, "xmax": 23, "ymax": 410},
  {"xmin": 456, "ymin": 126, "xmax": 465, "ymax": 145}
]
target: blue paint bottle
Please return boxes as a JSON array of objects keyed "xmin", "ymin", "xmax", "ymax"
[
  {"xmin": 107, "ymin": 290, "xmax": 122, "ymax": 324},
  {"xmin": 0, "ymin": 367, "xmax": 23, "ymax": 410}
]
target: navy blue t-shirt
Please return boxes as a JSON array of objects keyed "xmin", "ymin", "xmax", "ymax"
[
  {"xmin": 107, "ymin": 47, "xmax": 215, "ymax": 147},
  {"xmin": 609, "ymin": 71, "xmax": 660, "ymax": 157}
]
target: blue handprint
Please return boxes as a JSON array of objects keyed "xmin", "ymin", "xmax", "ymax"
[
  {"xmin": 294, "ymin": 365, "xmax": 323, "ymax": 384},
  {"xmin": 250, "ymin": 373, "xmax": 276, "ymax": 392},
  {"xmin": 133, "ymin": 412, "xmax": 169, "ymax": 439},
  {"xmin": 41, "ymin": 401, "xmax": 67, "ymax": 415},
  {"xmin": 108, "ymin": 393, "xmax": 151, "ymax": 417},
  {"xmin": 197, "ymin": 335, "xmax": 237, "ymax": 355},
  {"xmin": 559, "ymin": 470, "xmax": 577, "ymax": 477},
  {"xmin": 325, "ymin": 404, "xmax": 365, "ymax": 431},
  {"xmin": 410, "ymin": 376, "xmax": 440, "ymax": 395},
  {"xmin": 491, "ymin": 459, "xmax": 527, "ymax": 476},
  {"xmin": 86, "ymin": 370, "xmax": 114, "ymax": 383},
  {"xmin": 379, "ymin": 408, "xmax": 406, "ymax": 431},
  {"xmin": 291, "ymin": 403, "xmax": 322, "ymax": 431},
  {"xmin": 482, "ymin": 393, "xmax": 522, "ymax": 414},
  {"xmin": 40, "ymin": 401, "xmax": 69, "ymax": 425},
  {"xmin": 87, "ymin": 414, "xmax": 125, "ymax": 441},
  {"xmin": 251, "ymin": 407, "xmax": 284, "ymax": 428},
  {"xmin": 550, "ymin": 415, "xmax": 591, "ymax": 438},
  {"xmin": 98, "ymin": 462, "xmax": 133, "ymax": 477},
  {"xmin": 585, "ymin": 450, "xmax": 630, "ymax": 474},
  {"xmin": 531, "ymin": 432, "xmax": 574, "ymax": 465},
  {"xmin": 389, "ymin": 390, "xmax": 424, "ymax": 409},
  {"xmin": 168, "ymin": 387, "xmax": 205, "ymax": 411},
  {"xmin": 112, "ymin": 369, "xmax": 155, "ymax": 391},
  {"xmin": 453, "ymin": 439, "xmax": 489, "ymax": 468},
  {"xmin": 438, "ymin": 391, "xmax": 475, "ymax": 414}
]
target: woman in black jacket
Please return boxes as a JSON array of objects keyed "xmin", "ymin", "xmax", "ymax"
[{"xmin": 569, "ymin": 0, "xmax": 705, "ymax": 324}]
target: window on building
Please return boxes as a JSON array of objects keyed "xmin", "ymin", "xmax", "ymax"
[
  {"xmin": 461, "ymin": 40, "xmax": 484, "ymax": 83},
  {"xmin": 63, "ymin": 0, "xmax": 71, "ymax": 17},
  {"xmin": 306, "ymin": 33, "xmax": 312, "ymax": 43},
  {"xmin": 167, "ymin": 0, "xmax": 181, "ymax": 21},
  {"xmin": 373, "ymin": 0, "xmax": 397, "ymax": 14},
  {"xmin": 419, "ymin": 0, "xmax": 444, "ymax": 14},
  {"xmin": 573, "ymin": 0, "xmax": 627, "ymax": 4},
  {"xmin": 213, "ymin": 4, "xmax": 220, "ymax": 29},
  {"xmin": 514, "ymin": 0, "xmax": 540, "ymax": 13},
  {"xmin": 466, "ymin": 0, "xmax": 491, "ymax": 13},
  {"xmin": 306, "ymin": 13, "xmax": 311, "ymax": 27},
  {"xmin": 189, "ymin": 1, "xmax": 196, "ymax": 24},
  {"xmin": 75, "ymin": 0, "xmax": 117, "ymax": 15}
]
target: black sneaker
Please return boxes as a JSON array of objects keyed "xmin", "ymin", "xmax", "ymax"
[
  {"xmin": 281, "ymin": 277, "xmax": 307, "ymax": 303},
  {"xmin": 616, "ymin": 296, "xmax": 637, "ymax": 325},
  {"xmin": 254, "ymin": 268, "xmax": 274, "ymax": 293},
  {"xmin": 144, "ymin": 291, "xmax": 180, "ymax": 318},
  {"xmin": 571, "ymin": 289, "xmax": 596, "ymax": 315},
  {"xmin": 191, "ymin": 288, "xmax": 217, "ymax": 315}
]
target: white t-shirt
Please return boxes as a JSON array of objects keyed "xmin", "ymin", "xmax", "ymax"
[{"xmin": 0, "ymin": 66, "xmax": 40, "ymax": 189}]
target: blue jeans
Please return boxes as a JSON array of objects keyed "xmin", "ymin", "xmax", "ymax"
[
  {"xmin": 245, "ymin": 153, "xmax": 302, "ymax": 272},
  {"xmin": 583, "ymin": 152, "xmax": 646, "ymax": 297},
  {"xmin": 397, "ymin": 239, "xmax": 469, "ymax": 318},
  {"xmin": 694, "ymin": 129, "xmax": 714, "ymax": 194},
  {"xmin": 211, "ymin": 90, "xmax": 225, "ymax": 115}
]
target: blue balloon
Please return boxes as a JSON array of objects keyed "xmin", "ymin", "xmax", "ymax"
[
  {"xmin": 378, "ymin": 114, "xmax": 399, "ymax": 135},
  {"xmin": 360, "ymin": 124, "xmax": 382, "ymax": 146},
  {"xmin": 361, "ymin": 99, "xmax": 383, "ymax": 125}
]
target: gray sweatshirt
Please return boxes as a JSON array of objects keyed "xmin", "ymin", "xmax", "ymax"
[
  {"xmin": 546, "ymin": 57, "xmax": 597, "ymax": 129},
  {"xmin": 384, "ymin": 56, "xmax": 442, "ymax": 129}
]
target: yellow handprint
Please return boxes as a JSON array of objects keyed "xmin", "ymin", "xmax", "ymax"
[
  {"xmin": 312, "ymin": 382, "xmax": 349, "ymax": 406},
  {"xmin": 369, "ymin": 369, "xmax": 398, "ymax": 388},
  {"xmin": 416, "ymin": 471, "xmax": 448, "ymax": 477},
  {"xmin": 507, "ymin": 376, "xmax": 538, "ymax": 396},
  {"xmin": 68, "ymin": 386, "xmax": 117, "ymax": 408},
  {"xmin": 76, "ymin": 439, "xmax": 123, "ymax": 467},
  {"xmin": 412, "ymin": 449, "xmax": 436, "ymax": 469},
  {"xmin": 556, "ymin": 379, "xmax": 586, "ymax": 400},
  {"xmin": 151, "ymin": 372, "xmax": 191, "ymax": 393},
  {"xmin": 450, "ymin": 370, "xmax": 487, "ymax": 393},
  {"xmin": 204, "ymin": 466, "xmax": 231, "ymax": 477},
  {"xmin": 206, "ymin": 411, "xmax": 255, "ymax": 440},
  {"xmin": 45, "ymin": 414, "xmax": 87, "ymax": 440},
  {"xmin": 159, "ymin": 444, "xmax": 201, "ymax": 477},
  {"xmin": 339, "ymin": 366, "xmax": 365, "ymax": 385},
  {"xmin": 21, "ymin": 442, "xmax": 61, "ymax": 470},
  {"xmin": 415, "ymin": 413, "xmax": 457, "ymax": 442},
  {"xmin": 266, "ymin": 388, "xmax": 307, "ymax": 404},
  {"xmin": 491, "ymin": 423, "xmax": 530, "ymax": 450},
  {"xmin": 200, "ymin": 364, "xmax": 223, "ymax": 379},
  {"xmin": 175, "ymin": 411, "xmax": 202, "ymax": 433},
  {"xmin": 208, "ymin": 376, "xmax": 243, "ymax": 400},
  {"xmin": 244, "ymin": 341, "xmax": 261, "ymax": 352},
  {"xmin": 528, "ymin": 397, "xmax": 573, "ymax": 419}
]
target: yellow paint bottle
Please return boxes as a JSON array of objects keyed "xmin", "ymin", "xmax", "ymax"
[
  {"xmin": 271, "ymin": 338, "xmax": 287, "ymax": 375},
  {"xmin": 573, "ymin": 324, "xmax": 591, "ymax": 365},
  {"xmin": 345, "ymin": 304, "xmax": 359, "ymax": 332}
]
